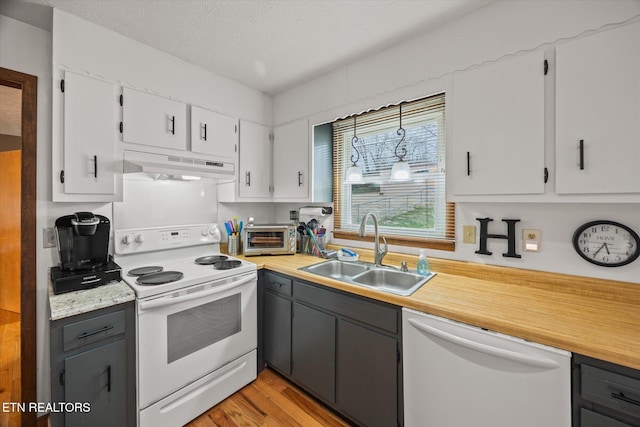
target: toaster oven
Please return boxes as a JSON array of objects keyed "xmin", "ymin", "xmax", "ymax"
[{"xmin": 243, "ymin": 224, "xmax": 297, "ymax": 256}]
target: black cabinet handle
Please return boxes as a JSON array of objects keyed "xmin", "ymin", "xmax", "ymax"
[
  {"xmin": 77, "ymin": 325, "xmax": 113, "ymax": 340},
  {"xmin": 107, "ymin": 365, "xmax": 112, "ymax": 392},
  {"xmin": 466, "ymin": 151, "xmax": 471, "ymax": 176},
  {"xmin": 202, "ymin": 123, "xmax": 207, "ymax": 141},
  {"xmin": 169, "ymin": 115, "xmax": 175, "ymax": 135},
  {"xmin": 298, "ymin": 171, "xmax": 303, "ymax": 187},
  {"xmin": 579, "ymin": 139, "xmax": 584, "ymax": 170},
  {"xmin": 93, "ymin": 155, "xmax": 98, "ymax": 179},
  {"xmin": 59, "ymin": 369, "xmax": 65, "ymax": 386},
  {"xmin": 612, "ymin": 392, "xmax": 640, "ymax": 407},
  {"xmin": 245, "ymin": 171, "xmax": 251, "ymax": 187}
]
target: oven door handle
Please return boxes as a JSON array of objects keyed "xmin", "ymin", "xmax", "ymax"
[{"xmin": 137, "ymin": 272, "xmax": 256, "ymax": 312}]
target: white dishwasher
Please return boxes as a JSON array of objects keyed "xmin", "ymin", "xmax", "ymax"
[{"xmin": 402, "ymin": 308, "xmax": 571, "ymax": 427}]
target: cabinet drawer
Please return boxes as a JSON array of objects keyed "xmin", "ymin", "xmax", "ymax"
[
  {"xmin": 63, "ymin": 310, "xmax": 126, "ymax": 352},
  {"xmin": 294, "ymin": 281, "xmax": 397, "ymax": 334},
  {"xmin": 263, "ymin": 272, "xmax": 292, "ymax": 296},
  {"xmin": 581, "ymin": 408, "xmax": 633, "ymax": 427},
  {"xmin": 582, "ymin": 365, "xmax": 640, "ymax": 420}
]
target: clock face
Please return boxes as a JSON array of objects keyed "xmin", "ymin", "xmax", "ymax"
[{"xmin": 572, "ymin": 221, "xmax": 640, "ymax": 267}]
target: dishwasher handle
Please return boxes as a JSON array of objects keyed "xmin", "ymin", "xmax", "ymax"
[{"xmin": 407, "ymin": 318, "xmax": 560, "ymax": 370}]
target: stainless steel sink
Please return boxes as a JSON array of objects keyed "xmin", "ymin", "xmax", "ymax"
[
  {"xmin": 303, "ymin": 260, "xmax": 371, "ymax": 280},
  {"xmin": 299, "ymin": 260, "xmax": 435, "ymax": 296}
]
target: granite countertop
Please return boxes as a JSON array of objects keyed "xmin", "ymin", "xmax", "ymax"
[{"xmin": 48, "ymin": 280, "xmax": 135, "ymax": 321}]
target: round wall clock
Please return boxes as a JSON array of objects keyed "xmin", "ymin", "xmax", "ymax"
[{"xmin": 572, "ymin": 220, "xmax": 640, "ymax": 267}]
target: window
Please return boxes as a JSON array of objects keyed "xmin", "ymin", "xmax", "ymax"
[{"xmin": 332, "ymin": 93, "xmax": 454, "ymax": 251}]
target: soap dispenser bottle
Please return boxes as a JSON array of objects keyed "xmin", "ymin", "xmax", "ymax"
[{"xmin": 417, "ymin": 249, "xmax": 430, "ymax": 276}]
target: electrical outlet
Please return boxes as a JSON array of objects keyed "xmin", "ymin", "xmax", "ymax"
[
  {"xmin": 523, "ymin": 229, "xmax": 541, "ymax": 252},
  {"xmin": 463, "ymin": 225, "xmax": 476, "ymax": 244},
  {"xmin": 43, "ymin": 228, "xmax": 56, "ymax": 248}
]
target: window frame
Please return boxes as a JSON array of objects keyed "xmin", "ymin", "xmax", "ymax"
[{"xmin": 332, "ymin": 94, "xmax": 455, "ymax": 251}]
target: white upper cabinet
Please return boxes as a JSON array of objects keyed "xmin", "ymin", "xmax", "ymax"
[
  {"xmin": 190, "ymin": 106, "xmax": 238, "ymax": 160},
  {"xmin": 555, "ymin": 22, "xmax": 640, "ymax": 194},
  {"xmin": 272, "ymin": 119, "xmax": 310, "ymax": 201},
  {"xmin": 237, "ymin": 120, "xmax": 272, "ymax": 199},
  {"xmin": 122, "ymin": 87, "xmax": 187, "ymax": 151},
  {"xmin": 451, "ymin": 50, "xmax": 546, "ymax": 196},
  {"xmin": 55, "ymin": 71, "xmax": 121, "ymax": 201}
]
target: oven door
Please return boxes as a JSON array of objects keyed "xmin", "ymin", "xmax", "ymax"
[
  {"xmin": 136, "ymin": 271, "xmax": 257, "ymax": 409},
  {"xmin": 244, "ymin": 228, "xmax": 287, "ymax": 254}
]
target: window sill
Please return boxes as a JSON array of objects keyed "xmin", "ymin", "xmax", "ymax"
[{"xmin": 332, "ymin": 230, "xmax": 455, "ymax": 252}]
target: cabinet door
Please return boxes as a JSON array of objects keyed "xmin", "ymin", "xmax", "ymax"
[
  {"xmin": 62, "ymin": 71, "xmax": 119, "ymax": 196},
  {"xmin": 452, "ymin": 50, "xmax": 545, "ymax": 195},
  {"xmin": 556, "ymin": 23, "xmax": 640, "ymax": 194},
  {"xmin": 273, "ymin": 119, "xmax": 309, "ymax": 200},
  {"xmin": 263, "ymin": 291, "xmax": 292, "ymax": 375},
  {"xmin": 292, "ymin": 301, "xmax": 336, "ymax": 403},
  {"xmin": 65, "ymin": 339, "xmax": 128, "ymax": 427},
  {"xmin": 190, "ymin": 106, "xmax": 238, "ymax": 160},
  {"xmin": 238, "ymin": 120, "xmax": 272, "ymax": 199},
  {"xmin": 122, "ymin": 87, "xmax": 187, "ymax": 151},
  {"xmin": 337, "ymin": 319, "xmax": 398, "ymax": 427}
]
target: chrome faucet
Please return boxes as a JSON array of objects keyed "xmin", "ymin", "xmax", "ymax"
[{"xmin": 359, "ymin": 212, "xmax": 388, "ymax": 267}]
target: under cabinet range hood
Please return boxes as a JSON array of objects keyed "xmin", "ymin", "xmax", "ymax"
[{"xmin": 123, "ymin": 150, "xmax": 235, "ymax": 181}]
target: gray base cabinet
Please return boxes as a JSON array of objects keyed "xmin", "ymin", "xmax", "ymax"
[
  {"xmin": 573, "ymin": 354, "xmax": 640, "ymax": 427},
  {"xmin": 261, "ymin": 271, "xmax": 402, "ymax": 427},
  {"xmin": 292, "ymin": 301, "xmax": 336, "ymax": 403},
  {"xmin": 50, "ymin": 302, "xmax": 135, "ymax": 427}
]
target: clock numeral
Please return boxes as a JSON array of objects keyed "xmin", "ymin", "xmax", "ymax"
[
  {"xmin": 582, "ymin": 247, "xmax": 590, "ymax": 253},
  {"xmin": 591, "ymin": 227, "xmax": 598, "ymax": 233},
  {"xmin": 582, "ymin": 232, "xmax": 592, "ymax": 239},
  {"xmin": 602, "ymin": 256, "xmax": 609, "ymax": 262},
  {"xmin": 600, "ymin": 225, "xmax": 610, "ymax": 232}
]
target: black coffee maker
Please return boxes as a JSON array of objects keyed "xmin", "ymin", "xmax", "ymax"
[{"xmin": 51, "ymin": 212, "xmax": 121, "ymax": 294}]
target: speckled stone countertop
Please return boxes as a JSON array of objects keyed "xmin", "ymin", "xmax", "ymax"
[{"xmin": 48, "ymin": 280, "xmax": 135, "ymax": 321}]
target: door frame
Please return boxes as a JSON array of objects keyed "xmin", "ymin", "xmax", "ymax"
[{"xmin": 0, "ymin": 67, "xmax": 37, "ymax": 427}]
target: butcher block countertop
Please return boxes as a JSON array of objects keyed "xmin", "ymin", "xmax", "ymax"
[{"xmin": 238, "ymin": 248, "xmax": 640, "ymax": 371}]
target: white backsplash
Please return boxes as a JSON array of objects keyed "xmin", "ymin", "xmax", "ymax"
[{"xmin": 113, "ymin": 175, "xmax": 218, "ymax": 230}]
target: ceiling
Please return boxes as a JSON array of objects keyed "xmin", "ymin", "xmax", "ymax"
[{"xmin": 10, "ymin": 0, "xmax": 494, "ymax": 95}]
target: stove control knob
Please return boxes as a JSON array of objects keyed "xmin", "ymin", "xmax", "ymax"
[
  {"xmin": 122, "ymin": 234, "xmax": 133, "ymax": 245},
  {"xmin": 201, "ymin": 229, "xmax": 209, "ymax": 237},
  {"xmin": 135, "ymin": 234, "xmax": 144, "ymax": 243},
  {"xmin": 209, "ymin": 227, "xmax": 221, "ymax": 239}
]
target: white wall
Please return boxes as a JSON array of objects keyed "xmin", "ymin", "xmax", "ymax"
[
  {"xmin": 0, "ymin": 14, "xmax": 112, "ymax": 408},
  {"xmin": 273, "ymin": 0, "xmax": 640, "ymax": 284},
  {"xmin": 53, "ymin": 10, "xmax": 271, "ymax": 125}
]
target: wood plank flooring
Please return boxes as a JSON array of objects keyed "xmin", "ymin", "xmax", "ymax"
[
  {"xmin": 185, "ymin": 368, "xmax": 353, "ymax": 427},
  {"xmin": 0, "ymin": 309, "xmax": 20, "ymax": 427}
]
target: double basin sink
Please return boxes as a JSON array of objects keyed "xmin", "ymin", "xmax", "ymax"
[{"xmin": 299, "ymin": 259, "xmax": 435, "ymax": 296}]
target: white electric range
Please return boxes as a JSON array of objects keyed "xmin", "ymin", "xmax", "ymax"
[{"xmin": 114, "ymin": 223, "xmax": 257, "ymax": 427}]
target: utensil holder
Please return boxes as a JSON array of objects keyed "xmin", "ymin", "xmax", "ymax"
[{"xmin": 227, "ymin": 235, "xmax": 241, "ymax": 256}]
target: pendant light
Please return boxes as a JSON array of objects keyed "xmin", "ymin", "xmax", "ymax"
[
  {"xmin": 344, "ymin": 115, "xmax": 364, "ymax": 184},
  {"xmin": 389, "ymin": 103, "xmax": 412, "ymax": 181}
]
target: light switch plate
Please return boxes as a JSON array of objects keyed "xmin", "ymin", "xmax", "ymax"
[
  {"xmin": 43, "ymin": 228, "xmax": 56, "ymax": 248},
  {"xmin": 523, "ymin": 229, "xmax": 541, "ymax": 252},
  {"xmin": 463, "ymin": 225, "xmax": 476, "ymax": 244}
]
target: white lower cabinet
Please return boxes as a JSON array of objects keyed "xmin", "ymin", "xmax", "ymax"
[{"xmin": 54, "ymin": 70, "xmax": 122, "ymax": 201}]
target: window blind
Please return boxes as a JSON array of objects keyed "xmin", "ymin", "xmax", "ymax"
[{"xmin": 332, "ymin": 93, "xmax": 454, "ymax": 250}]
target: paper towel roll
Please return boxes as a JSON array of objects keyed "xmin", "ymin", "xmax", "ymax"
[{"xmin": 299, "ymin": 206, "xmax": 332, "ymax": 217}]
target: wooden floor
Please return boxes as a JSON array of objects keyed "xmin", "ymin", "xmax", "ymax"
[
  {"xmin": 185, "ymin": 368, "xmax": 353, "ymax": 427},
  {"xmin": 0, "ymin": 309, "xmax": 20, "ymax": 427}
]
